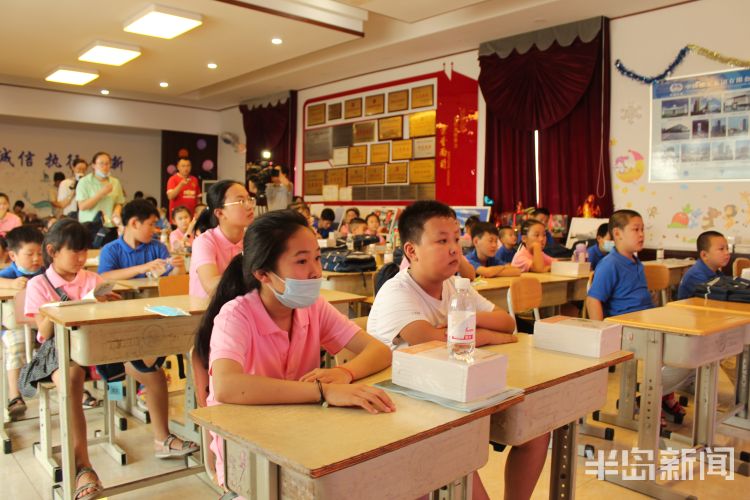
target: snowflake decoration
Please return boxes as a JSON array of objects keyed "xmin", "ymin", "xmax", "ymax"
[{"xmin": 620, "ymin": 103, "xmax": 643, "ymax": 125}]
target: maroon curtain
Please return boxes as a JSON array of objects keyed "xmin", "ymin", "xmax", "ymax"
[
  {"xmin": 484, "ymin": 113, "xmax": 535, "ymax": 212},
  {"xmin": 240, "ymin": 91, "xmax": 297, "ymax": 172}
]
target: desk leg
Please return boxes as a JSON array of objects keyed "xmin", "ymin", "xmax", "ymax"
[
  {"xmin": 637, "ymin": 330, "xmax": 663, "ymax": 453},
  {"xmin": 0, "ymin": 325, "xmax": 10, "ymax": 454},
  {"xmin": 550, "ymin": 421, "xmax": 577, "ymax": 500},
  {"xmin": 724, "ymin": 346, "xmax": 750, "ymax": 428},
  {"xmin": 693, "ymin": 361, "xmax": 719, "ymax": 447},
  {"xmin": 168, "ymin": 354, "xmax": 200, "ymax": 444},
  {"xmin": 55, "ymin": 323, "xmax": 75, "ymax": 500},
  {"xmin": 594, "ymin": 359, "xmax": 638, "ymax": 430}
]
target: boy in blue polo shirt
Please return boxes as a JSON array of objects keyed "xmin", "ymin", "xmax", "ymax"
[
  {"xmin": 496, "ymin": 226, "xmax": 518, "ymax": 264},
  {"xmin": 0, "ymin": 225, "xmax": 44, "ymax": 418},
  {"xmin": 677, "ymin": 230, "xmax": 729, "ymax": 299},
  {"xmin": 587, "ymin": 209, "xmax": 691, "ymax": 425},
  {"xmin": 465, "ymin": 222, "xmax": 521, "ymax": 278},
  {"xmin": 587, "ymin": 223, "xmax": 613, "ymax": 271},
  {"xmin": 98, "ymin": 199, "xmax": 185, "ymax": 280}
]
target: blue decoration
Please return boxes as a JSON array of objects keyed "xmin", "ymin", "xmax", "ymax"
[
  {"xmin": 483, "ymin": 195, "xmax": 494, "ymax": 206},
  {"xmin": 615, "ymin": 46, "xmax": 690, "ymax": 84}
]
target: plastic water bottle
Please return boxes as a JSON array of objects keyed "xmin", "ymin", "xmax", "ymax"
[
  {"xmin": 574, "ymin": 243, "xmax": 587, "ymax": 263},
  {"xmin": 384, "ymin": 241, "xmax": 394, "ymax": 264},
  {"xmin": 327, "ymin": 232, "xmax": 336, "ymax": 248},
  {"xmin": 346, "ymin": 233, "xmax": 354, "ymax": 251},
  {"xmin": 656, "ymin": 244, "xmax": 665, "ymax": 261},
  {"xmin": 447, "ymin": 277, "xmax": 476, "ymax": 362}
]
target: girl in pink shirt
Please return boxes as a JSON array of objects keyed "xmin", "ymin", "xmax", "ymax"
[
  {"xmin": 193, "ymin": 210, "xmax": 394, "ymax": 488},
  {"xmin": 511, "ymin": 219, "xmax": 556, "ymax": 272},
  {"xmin": 189, "ymin": 181, "xmax": 255, "ymax": 298},
  {"xmin": 0, "ymin": 193, "xmax": 22, "ymax": 237},
  {"xmin": 169, "ymin": 206, "xmax": 194, "ymax": 252}
]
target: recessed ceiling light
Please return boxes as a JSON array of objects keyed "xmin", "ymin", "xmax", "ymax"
[
  {"xmin": 45, "ymin": 67, "xmax": 99, "ymax": 86},
  {"xmin": 207, "ymin": 62, "xmax": 218, "ymax": 69},
  {"xmin": 271, "ymin": 38, "xmax": 283, "ymax": 45},
  {"xmin": 100, "ymin": 89, "xmax": 110, "ymax": 95},
  {"xmin": 79, "ymin": 41, "xmax": 141, "ymax": 66},
  {"xmin": 124, "ymin": 4, "xmax": 202, "ymax": 39},
  {"xmin": 159, "ymin": 81, "xmax": 169, "ymax": 88}
]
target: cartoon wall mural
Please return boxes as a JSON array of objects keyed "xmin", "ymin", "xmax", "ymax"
[
  {"xmin": 614, "ymin": 149, "xmax": 646, "ymax": 183},
  {"xmin": 702, "ymin": 207, "xmax": 721, "ymax": 229}
]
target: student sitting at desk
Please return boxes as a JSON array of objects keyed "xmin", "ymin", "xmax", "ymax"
[
  {"xmin": 587, "ymin": 222, "xmax": 613, "ymax": 272},
  {"xmin": 348, "ymin": 217, "xmax": 367, "ymax": 236},
  {"xmin": 315, "ymin": 207, "xmax": 336, "ymax": 239},
  {"xmin": 169, "ymin": 205, "xmax": 194, "ymax": 253},
  {"xmin": 465, "ymin": 222, "xmax": 521, "ymax": 278},
  {"xmin": 97, "ymin": 199, "xmax": 185, "ymax": 280},
  {"xmin": 677, "ymin": 230, "xmax": 730, "ymax": 300},
  {"xmin": 189, "ymin": 180, "xmax": 255, "ymax": 298},
  {"xmin": 0, "ymin": 226, "xmax": 44, "ymax": 418},
  {"xmin": 587, "ymin": 210, "xmax": 692, "ymax": 426},
  {"xmin": 193, "ymin": 210, "xmax": 394, "ymax": 489},
  {"xmin": 368, "ymin": 200, "xmax": 549, "ymax": 500},
  {"xmin": 496, "ymin": 225, "xmax": 517, "ymax": 264},
  {"xmin": 0, "ymin": 192, "xmax": 22, "ymax": 237},
  {"xmin": 511, "ymin": 219, "xmax": 556, "ymax": 273}
]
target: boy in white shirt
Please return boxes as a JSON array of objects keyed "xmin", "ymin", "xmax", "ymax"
[{"xmin": 368, "ymin": 200, "xmax": 549, "ymax": 500}]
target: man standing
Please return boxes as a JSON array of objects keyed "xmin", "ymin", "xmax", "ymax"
[
  {"xmin": 76, "ymin": 152, "xmax": 125, "ymax": 246},
  {"xmin": 166, "ymin": 158, "xmax": 200, "ymax": 221}
]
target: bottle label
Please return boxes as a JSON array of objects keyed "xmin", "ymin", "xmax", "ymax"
[{"xmin": 448, "ymin": 311, "xmax": 476, "ymax": 344}]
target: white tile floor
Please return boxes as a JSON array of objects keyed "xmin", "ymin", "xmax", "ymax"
[{"xmin": 3, "ymin": 364, "xmax": 750, "ymax": 499}]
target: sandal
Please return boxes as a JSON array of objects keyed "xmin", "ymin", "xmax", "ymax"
[
  {"xmin": 82, "ymin": 390, "xmax": 100, "ymax": 409},
  {"xmin": 662, "ymin": 393, "xmax": 686, "ymax": 418},
  {"xmin": 74, "ymin": 466, "xmax": 103, "ymax": 500},
  {"xmin": 155, "ymin": 433, "xmax": 200, "ymax": 459},
  {"xmin": 7, "ymin": 396, "xmax": 27, "ymax": 419}
]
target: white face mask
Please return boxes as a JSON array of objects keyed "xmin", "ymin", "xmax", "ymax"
[
  {"xmin": 268, "ymin": 272, "xmax": 322, "ymax": 309},
  {"xmin": 603, "ymin": 240, "xmax": 615, "ymax": 253}
]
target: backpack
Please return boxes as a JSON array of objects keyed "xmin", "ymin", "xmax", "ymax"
[
  {"xmin": 320, "ymin": 251, "xmax": 377, "ymax": 273},
  {"xmin": 374, "ymin": 262, "xmax": 400, "ymax": 296},
  {"xmin": 692, "ymin": 275, "xmax": 750, "ymax": 303}
]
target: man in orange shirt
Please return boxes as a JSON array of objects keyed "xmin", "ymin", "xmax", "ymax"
[{"xmin": 166, "ymin": 158, "xmax": 201, "ymax": 221}]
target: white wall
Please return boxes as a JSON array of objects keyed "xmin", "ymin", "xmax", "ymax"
[{"xmin": 610, "ymin": 0, "xmax": 750, "ymax": 249}]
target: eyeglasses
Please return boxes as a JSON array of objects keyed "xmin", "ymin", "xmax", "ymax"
[{"xmin": 223, "ymin": 198, "xmax": 256, "ymax": 209}]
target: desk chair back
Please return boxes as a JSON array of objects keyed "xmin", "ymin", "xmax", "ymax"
[
  {"xmin": 644, "ymin": 264, "xmax": 669, "ymax": 305},
  {"xmin": 158, "ymin": 275, "xmax": 190, "ymax": 296},
  {"xmin": 507, "ymin": 277, "xmax": 542, "ymax": 333},
  {"xmin": 733, "ymin": 257, "xmax": 750, "ymax": 278},
  {"xmin": 581, "ymin": 272, "xmax": 594, "ymax": 319}
]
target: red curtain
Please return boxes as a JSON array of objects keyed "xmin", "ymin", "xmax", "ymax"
[
  {"xmin": 239, "ymin": 91, "xmax": 297, "ymax": 172},
  {"xmin": 484, "ymin": 113, "xmax": 535, "ymax": 212}
]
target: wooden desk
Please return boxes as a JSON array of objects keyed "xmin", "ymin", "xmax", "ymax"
[
  {"xmin": 604, "ymin": 306, "xmax": 749, "ymax": 499},
  {"xmin": 191, "ymin": 375, "xmax": 523, "ymax": 499},
  {"xmin": 643, "ymin": 258, "xmax": 695, "ymax": 287},
  {"xmin": 321, "ymin": 289, "xmax": 365, "ymax": 316},
  {"xmin": 0, "ymin": 287, "xmax": 20, "ymax": 454},
  {"xmin": 473, "ymin": 273, "xmax": 588, "ymax": 311},
  {"xmin": 42, "ymin": 295, "xmax": 209, "ymax": 500},
  {"xmin": 321, "ymin": 270, "xmax": 375, "ymax": 297}
]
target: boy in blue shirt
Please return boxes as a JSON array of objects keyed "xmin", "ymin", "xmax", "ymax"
[
  {"xmin": 465, "ymin": 222, "xmax": 521, "ymax": 278},
  {"xmin": 587, "ymin": 222, "xmax": 613, "ymax": 271},
  {"xmin": 0, "ymin": 225, "xmax": 44, "ymax": 418},
  {"xmin": 98, "ymin": 199, "xmax": 185, "ymax": 280},
  {"xmin": 587, "ymin": 209, "xmax": 691, "ymax": 425},
  {"xmin": 496, "ymin": 225, "xmax": 517, "ymax": 264},
  {"xmin": 677, "ymin": 230, "xmax": 729, "ymax": 299}
]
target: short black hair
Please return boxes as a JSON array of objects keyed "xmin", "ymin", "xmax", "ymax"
[
  {"xmin": 345, "ymin": 207, "xmax": 360, "ymax": 217},
  {"xmin": 398, "ymin": 200, "xmax": 456, "ymax": 245},
  {"xmin": 320, "ymin": 208, "xmax": 335, "ymax": 222},
  {"xmin": 134, "ymin": 191, "xmax": 144, "ymax": 199},
  {"xmin": 532, "ymin": 207, "xmax": 550, "ymax": 218},
  {"xmin": 145, "ymin": 196, "xmax": 158, "ymax": 207},
  {"xmin": 5, "ymin": 225, "xmax": 44, "ymax": 252},
  {"xmin": 122, "ymin": 199, "xmax": 159, "ymax": 226},
  {"xmin": 14, "ymin": 200, "xmax": 25, "ymax": 210},
  {"xmin": 520, "ymin": 218, "xmax": 545, "ymax": 236},
  {"xmin": 596, "ymin": 222, "xmax": 609, "ymax": 239},
  {"xmin": 464, "ymin": 215, "xmax": 480, "ymax": 230},
  {"xmin": 498, "ymin": 226, "xmax": 514, "ymax": 239},
  {"xmin": 349, "ymin": 217, "xmax": 366, "ymax": 230},
  {"xmin": 53, "ymin": 172, "xmax": 66, "ymax": 182},
  {"xmin": 609, "ymin": 209, "xmax": 642, "ymax": 235},
  {"xmin": 697, "ymin": 230, "xmax": 725, "ymax": 254},
  {"xmin": 43, "ymin": 219, "xmax": 90, "ymax": 266},
  {"xmin": 172, "ymin": 205, "xmax": 190, "ymax": 220},
  {"xmin": 471, "ymin": 222, "xmax": 498, "ymax": 239}
]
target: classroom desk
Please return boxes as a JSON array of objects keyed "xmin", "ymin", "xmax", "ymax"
[
  {"xmin": 473, "ymin": 273, "xmax": 588, "ymax": 311},
  {"xmin": 321, "ymin": 270, "xmax": 375, "ymax": 297},
  {"xmin": 41, "ymin": 295, "xmax": 209, "ymax": 500},
  {"xmin": 643, "ymin": 258, "xmax": 695, "ymax": 288},
  {"xmin": 191, "ymin": 379, "xmax": 523, "ymax": 499},
  {"xmin": 668, "ymin": 298, "xmax": 750, "ymax": 433},
  {"xmin": 0, "ymin": 286, "xmax": 20, "ymax": 454},
  {"xmin": 604, "ymin": 306, "xmax": 749, "ymax": 499},
  {"xmin": 320, "ymin": 289, "xmax": 365, "ymax": 316}
]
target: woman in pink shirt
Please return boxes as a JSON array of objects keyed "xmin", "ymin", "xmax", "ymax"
[
  {"xmin": 193, "ymin": 210, "xmax": 394, "ymax": 489},
  {"xmin": 0, "ymin": 193, "xmax": 22, "ymax": 237},
  {"xmin": 188, "ymin": 180, "xmax": 255, "ymax": 298},
  {"xmin": 511, "ymin": 219, "xmax": 556, "ymax": 272}
]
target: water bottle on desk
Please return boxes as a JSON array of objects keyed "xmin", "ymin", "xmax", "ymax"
[
  {"xmin": 384, "ymin": 240, "xmax": 394, "ymax": 264},
  {"xmin": 573, "ymin": 243, "xmax": 587, "ymax": 263},
  {"xmin": 346, "ymin": 233, "xmax": 354, "ymax": 251},
  {"xmin": 447, "ymin": 277, "xmax": 476, "ymax": 362},
  {"xmin": 656, "ymin": 244, "xmax": 665, "ymax": 262}
]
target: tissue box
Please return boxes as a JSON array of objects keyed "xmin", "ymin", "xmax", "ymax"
[
  {"xmin": 551, "ymin": 261, "xmax": 591, "ymax": 277},
  {"xmin": 533, "ymin": 316, "xmax": 622, "ymax": 357},
  {"xmin": 392, "ymin": 341, "xmax": 507, "ymax": 403}
]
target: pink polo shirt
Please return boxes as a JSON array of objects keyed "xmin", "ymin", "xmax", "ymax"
[
  {"xmin": 510, "ymin": 244, "xmax": 556, "ymax": 272},
  {"xmin": 207, "ymin": 289, "xmax": 359, "ymax": 486},
  {"xmin": 188, "ymin": 227, "xmax": 243, "ymax": 298},
  {"xmin": 169, "ymin": 228, "xmax": 193, "ymax": 251},
  {"xmin": 0, "ymin": 213, "xmax": 22, "ymax": 237},
  {"xmin": 25, "ymin": 267, "xmax": 103, "ymax": 343}
]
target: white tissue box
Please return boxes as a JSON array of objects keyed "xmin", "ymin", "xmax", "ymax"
[
  {"xmin": 551, "ymin": 261, "xmax": 591, "ymax": 277},
  {"xmin": 392, "ymin": 341, "xmax": 507, "ymax": 403},
  {"xmin": 533, "ymin": 316, "xmax": 622, "ymax": 358}
]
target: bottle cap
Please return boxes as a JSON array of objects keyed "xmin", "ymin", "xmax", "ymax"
[{"xmin": 455, "ymin": 277, "xmax": 471, "ymax": 290}]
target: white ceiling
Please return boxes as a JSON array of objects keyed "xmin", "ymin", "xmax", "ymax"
[{"xmin": 0, "ymin": 0, "xmax": 687, "ymax": 111}]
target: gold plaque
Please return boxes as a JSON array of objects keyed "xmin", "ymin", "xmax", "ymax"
[
  {"xmin": 409, "ymin": 110, "xmax": 436, "ymax": 138},
  {"xmin": 391, "ymin": 139, "xmax": 412, "ymax": 160},
  {"xmin": 306, "ymin": 103, "xmax": 326, "ymax": 126},
  {"xmin": 388, "ymin": 90, "xmax": 408, "ymax": 112},
  {"xmin": 365, "ymin": 94, "xmax": 384, "ymax": 116},
  {"xmin": 344, "ymin": 98, "xmax": 362, "ymax": 119},
  {"xmin": 353, "ymin": 121, "xmax": 376, "ymax": 143},
  {"xmin": 328, "ymin": 102, "xmax": 342, "ymax": 120},
  {"xmin": 304, "ymin": 170, "xmax": 325, "ymax": 195},
  {"xmin": 370, "ymin": 142, "xmax": 390, "ymax": 163},
  {"xmin": 349, "ymin": 145, "xmax": 367, "ymax": 165},
  {"xmin": 409, "ymin": 159, "xmax": 435, "ymax": 183},
  {"xmin": 378, "ymin": 116, "xmax": 403, "ymax": 140},
  {"xmin": 366, "ymin": 164, "xmax": 385, "ymax": 185},
  {"xmin": 348, "ymin": 166, "xmax": 366, "ymax": 185},
  {"xmin": 411, "ymin": 84, "xmax": 434, "ymax": 108},
  {"xmin": 386, "ymin": 162, "xmax": 408, "ymax": 184},
  {"xmin": 326, "ymin": 168, "xmax": 347, "ymax": 187}
]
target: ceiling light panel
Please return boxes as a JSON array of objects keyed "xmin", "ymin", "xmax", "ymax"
[
  {"xmin": 124, "ymin": 4, "xmax": 202, "ymax": 39},
  {"xmin": 79, "ymin": 41, "xmax": 141, "ymax": 66},
  {"xmin": 45, "ymin": 67, "xmax": 99, "ymax": 86}
]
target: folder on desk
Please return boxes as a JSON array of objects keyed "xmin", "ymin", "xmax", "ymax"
[{"xmin": 533, "ymin": 316, "xmax": 622, "ymax": 357}]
